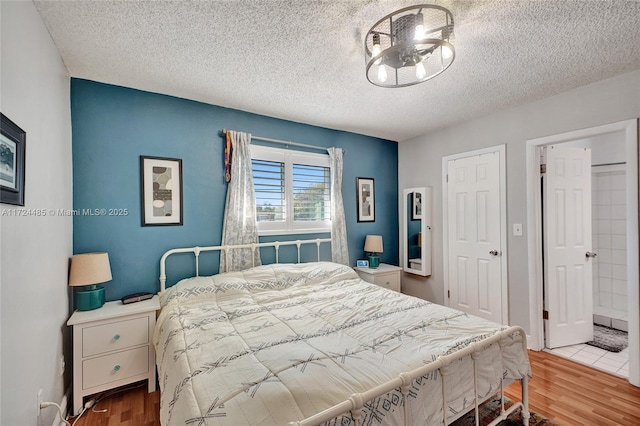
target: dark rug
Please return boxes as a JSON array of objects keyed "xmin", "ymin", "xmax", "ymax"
[
  {"xmin": 586, "ymin": 324, "xmax": 628, "ymax": 353},
  {"xmin": 450, "ymin": 395, "xmax": 555, "ymax": 426}
]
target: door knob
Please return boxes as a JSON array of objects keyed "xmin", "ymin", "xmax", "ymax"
[
  {"xmin": 586, "ymin": 251, "xmax": 597, "ymax": 258},
  {"xmin": 489, "ymin": 250, "xmax": 500, "ymax": 256}
]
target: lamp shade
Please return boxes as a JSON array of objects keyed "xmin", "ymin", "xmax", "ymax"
[
  {"xmin": 364, "ymin": 235, "xmax": 383, "ymax": 253},
  {"xmin": 69, "ymin": 252, "xmax": 112, "ymax": 286}
]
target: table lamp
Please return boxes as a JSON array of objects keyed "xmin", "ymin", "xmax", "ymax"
[
  {"xmin": 69, "ymin": 252, "xmax": 112, "ymax": 311},
  {"xmin": 364, "ymin": 235, "xmax": 383, "ymax": 268}
]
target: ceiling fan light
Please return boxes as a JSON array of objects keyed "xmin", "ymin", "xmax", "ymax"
[
  {"xmin": 377, "ymin": 64, "xmax": 388, "ymax": 83},
  {"xmin": 415, "ymin": 61, "xmax": 427, "ymax": 79},
  {"xmin": 414, "ymin": 13, "xmax": 425, "ymax": 40},
  {"xmin": 364, "ymin": 4, "xmax": 455, "ymax": 88},
  {"xmin": 372, "ymin": 33, "xmax": 382, "ymax": 65},
  {"xmin": 442, "ymin": 45, "xmax": 452, "ymax": 59}
]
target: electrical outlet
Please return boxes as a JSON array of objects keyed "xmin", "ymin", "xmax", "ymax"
[
  {"xmin": 59, "ymin": 355, "xmax": 65, "ymax": 376},
  {"xmin": 37, "ymin": 388, "xmax": 43, "ymax": 418}
]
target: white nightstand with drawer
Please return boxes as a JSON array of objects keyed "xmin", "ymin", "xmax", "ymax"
[
  {"xmin": 354, "ymin": 263, "xmax": 402, "ymax": 292},
  {"xmin": 67, "ymin": 295, "xmax": 160, "ymax": 415}
]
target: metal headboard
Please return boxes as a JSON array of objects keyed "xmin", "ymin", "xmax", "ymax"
[{"xmin": 159, "ymin": 238, "xmax": 331, "ymax": 292}]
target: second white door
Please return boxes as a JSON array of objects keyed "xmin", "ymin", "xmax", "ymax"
[
  {"xmin": 447, "ymin": 151, "xmax": 503, "ymax": 324},
  {"xmin": 543, "ymin": 145, "xmax": 594, "ymax": 348}
]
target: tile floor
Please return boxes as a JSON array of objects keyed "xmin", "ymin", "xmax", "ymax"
[{"xmin": 547, "ymin": 343, "xmax": 629, "ymax": 378}]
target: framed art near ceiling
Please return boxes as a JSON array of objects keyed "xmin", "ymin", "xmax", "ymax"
[
  {"xmin": 0, "ymin": 113, "xmax": 26, "ymax": 206},
  {"xmin": 140, "ymin": 156, "xmax": 183, "ymax": 226},
  {"xmin": 412, "ymin": 191, "xmax": 423, "ymax": 220},
  {"xmin": 356, "ymin": 177, "xmax": 375, "ymax": 222}
]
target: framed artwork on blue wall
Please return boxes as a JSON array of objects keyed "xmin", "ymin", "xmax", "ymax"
[
  {"xmin": 356, "ymin": 177, "xmax": 375, "ymax": 222},
  {"xmin": 140, "ymin": 156, "xmax": 183, "ymax": 226},
  {"xmin": 0, "ymin": 113, "xmax": 26, "ymax": 206},
  {"xmin": 411, "ymin": 191, "xmax": 423, "ymax": 220}
]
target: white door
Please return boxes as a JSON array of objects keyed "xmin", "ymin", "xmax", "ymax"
[
  {"xmin": 447, "ymin": 152, "xmax": 503, "ymax": 323},
  {"xmin": 543, "ymin": 145, "xmax": 594, "ymax": 348}
]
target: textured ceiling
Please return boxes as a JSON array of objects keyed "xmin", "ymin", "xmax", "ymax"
[{"xmin": 34, "ymin": 0, "xmax": 640, "ymax": 142}]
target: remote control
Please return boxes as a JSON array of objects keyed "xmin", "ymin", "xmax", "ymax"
[{"xmin": 121, "ymin": 292, "xmax": 154, "ymax": 304}]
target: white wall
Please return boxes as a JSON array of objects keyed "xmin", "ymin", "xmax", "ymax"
[
  {"xmin": 398, "ymin": 70, "xmax": 640, "ymax": 333},
  {"xmin": 1, "ymin": 2, "xmax": 72, "ymax": 425},
  {"xmin": 563, "ymin": 130, "xmax": 627, "ymax": 165}
]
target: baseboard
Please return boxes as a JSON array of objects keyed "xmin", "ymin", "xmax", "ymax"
[
  {"xmin": 526, "ymin": 334, "xmax": 537, "ymax": 351},
  {"xmin": 51, "ymin": 387, "xmax": 71, "ymax": 426}
]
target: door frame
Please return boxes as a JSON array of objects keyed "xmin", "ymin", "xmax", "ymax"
[
  {"xmin": 526, "ymin": 119, "xmax": 639, "ymax": 386},
  {"xmin": 442, "ymin": 144, "xmax": 509, "ymax": 325}
]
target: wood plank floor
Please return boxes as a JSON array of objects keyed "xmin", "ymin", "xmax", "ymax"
[
  {"xmin": 504, "ymin": 350, "xmax": 640, "ymax": 425},
  {"xmin": 73, "ymin": 350, "xmax": 640, "ymax": 425}
]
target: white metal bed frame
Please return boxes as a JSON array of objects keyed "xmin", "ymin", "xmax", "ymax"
[
  {"xmin": 159, "ymin": 238, "xmax": 331, "ymax": 292},
  {"xmin": 288, "ymin": 326, "xmax": 529, "ymax": 426},
  {"xmin": 158, "ymin": 238, "xmax": 530, "ymax": 426}
]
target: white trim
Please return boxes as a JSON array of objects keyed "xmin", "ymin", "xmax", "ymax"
[
  {"xmin": 257, "ymin": 229, "xmax": 332, "ymax": 236},
  {"xmin": 50, "ymin": 387, "xmax": 70, "ymax": 426},
  {"xmin": 251, "ymin": 145, "xmax": 331, "ymax": 235},
  {"xmin": 526, "ymin": 119, "xmax": 639, "ymax": 387},
  {"xmin": 592, "ymin": 163, "xmax": 626, "ymax": 174},
  {"xmin": 442, "ymin": 144, "xmax": 509, "ymax": 325},
  {"xmin": 526, "ymin": 335, "xmax": 534, "ymax": 350}
]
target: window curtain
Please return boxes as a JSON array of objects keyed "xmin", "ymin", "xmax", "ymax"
[
  {"xmin": 328, "ymin": 147, "xmax": 349, "ymax": 265},
  {"xmin": 220, "ymin": 130, "xmax": 261, "ymax": 272}
]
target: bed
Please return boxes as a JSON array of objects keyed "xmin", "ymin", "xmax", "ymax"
[{"xmin": 153, "ymin": 240, "xmax": 530, "ymax": 426}]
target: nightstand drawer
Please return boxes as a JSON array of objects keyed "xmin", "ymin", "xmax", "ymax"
[
  {"xmin": 372, "ymin": 273, "xmax": 400, "ymax": 292},
  {"xmin": 355, "ymin": 264, "xmax": 402, "ymax": 292},
  {"xmin": 68, "ymin": 296, "xmax": 159, "ymax": 415},
  {"xmin": 83, "ymin": 317, "xmax": 149, "ymax": 357},
  {"xmin": 82, "ymin": 346, "xmax": 149, "ymax": 389}
]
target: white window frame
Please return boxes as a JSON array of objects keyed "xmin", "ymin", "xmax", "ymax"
[{"xmin": 251, "ymin": 145, "xmax": 331, "ymax": 235}]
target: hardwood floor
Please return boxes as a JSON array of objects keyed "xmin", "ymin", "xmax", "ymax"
[
  {"xmin": 504, "ymin": 350, "xmax": 640, "ymax": 425},
  {"xmin": 71, "ymin": 384, "xmax": 159, "ymax": 426},
  {"xmin": 73, "ymin": 350, "xmax": 640, "ymax": 426}
]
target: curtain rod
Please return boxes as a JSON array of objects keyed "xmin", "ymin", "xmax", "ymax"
[
  {"xmin": 592, "ymin": 161, "xmax": 626, "ymax": 167},
  {"xmin": 221, "ymin": 129, "xmax": 346, "ymax": 154}
]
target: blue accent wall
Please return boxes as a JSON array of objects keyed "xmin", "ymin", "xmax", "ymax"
[{"xmin": 71, "ymin": 79, "xmax": 398, "ymax": 300}]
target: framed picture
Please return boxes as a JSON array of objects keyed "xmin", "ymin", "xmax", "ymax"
[
  {"xmin": 412, "ymin": 191, "xmax": 423, "ymax": 220},
  {"xmin": 356, "ymin": 177, "xmax": 375, "ymax": 222},
  {"xmin": 356, "ymin": 259, "xmax": 369, "ymax": 267},
  {"xmin": 140, "ymin": 156, "xmax": 183, "ymax": 226},
  {"xmin": 0, "ymin": 113, "xmax": 26, "ymax": 206}
]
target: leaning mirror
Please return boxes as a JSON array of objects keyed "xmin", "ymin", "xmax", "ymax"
[{"xmin": 402, "ymin": 187, "xmax": 431, "ymax": 276}]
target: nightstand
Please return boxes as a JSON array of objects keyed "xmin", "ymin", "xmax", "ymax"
[
  {"xmin": 67, "ymin": 295, "xmax": 160, "ymax": 415},
  {"xmin": 354, "ymin": 263, "xmax": 402, "ymax": 292}
]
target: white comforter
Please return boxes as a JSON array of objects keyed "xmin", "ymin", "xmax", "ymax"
[{"xmin": 154, "ymin": 262, "xmax": 530, "ymax": 426}]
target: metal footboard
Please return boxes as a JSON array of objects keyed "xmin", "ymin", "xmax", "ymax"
[{"xmin": 287, "ymin": 326, "xmax": 530, "ymax": 426}]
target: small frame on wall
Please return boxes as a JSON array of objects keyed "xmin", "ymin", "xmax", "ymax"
[
  {"xmin": 412, "ymin": 191, "xmax": 423, "ymax": 220},
  {"xmin": 0, "ymin": 113, "xmax": 26, "ymax": 206},
  {"xmin": 356, "ymin": 177, "xmax": 375, "ymax": 222},
  {"xmin": 140, "ymin": 156, "xmax": 183, "ymax": 226}
]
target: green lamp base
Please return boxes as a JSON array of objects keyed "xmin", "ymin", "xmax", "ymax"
[
  {"xmin": 367, "ymin": 254, "xmax": 380, "ymax": 268},
  {"xmin": 75, "ymin": 285, "xmax": 105, "ymax": 311}
]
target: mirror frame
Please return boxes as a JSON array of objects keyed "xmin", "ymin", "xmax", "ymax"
[{"xmin": 401, "ymin": 187, "xmax": 432, "ymax": 276}]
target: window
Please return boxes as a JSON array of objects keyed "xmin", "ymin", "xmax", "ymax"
[{"xmin": 251, "ymin": 145, "xmax": 331, "ymax": 235}]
